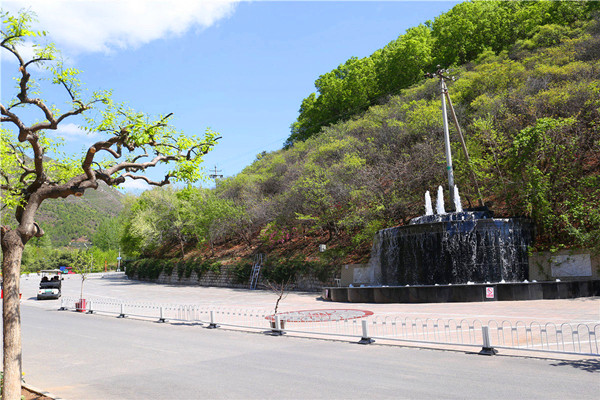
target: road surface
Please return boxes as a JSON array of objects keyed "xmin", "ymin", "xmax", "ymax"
[
  {"xmin": 11, "ymin": 273, "xmax": 599, "ymax": 399},
  {"xmin": 20, "ymin": 305, "xmax": 600, "ymax": 400}
]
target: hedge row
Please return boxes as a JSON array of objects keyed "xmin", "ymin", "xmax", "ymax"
[
  {"xmin": 125, "ymin": 256, "xmax": 339, "ymax": 287},
  {"xmin": 124, "ymin": 258, "xmax": 222, "ymax": 281}
]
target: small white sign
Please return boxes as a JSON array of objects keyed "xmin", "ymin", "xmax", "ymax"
[{"xmin": 486, "ymin": 287, "xmax": 495, "ymax": 299}]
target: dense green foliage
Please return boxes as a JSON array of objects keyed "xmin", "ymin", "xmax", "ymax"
[
  {"xmin": 36, "ymin": 200, "xmax": 117, "ymax": 247},
  {"xmin": 120, "ymin": 186, "xmax": 245, "ymax": 257},
  {"xmin": 124, "ymin": 256, "xmax": 338, "ymax": 286},
  {"xmin": 20, "ymin": 246, "xmax": 119, "ymax": 273},
  {"xmin": 286, "ymin": 0, "xmax": 600, "ymax": 146}
]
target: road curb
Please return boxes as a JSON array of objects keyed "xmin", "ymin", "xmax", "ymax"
[{"xmin": 23, "ymin": 382, "xmax": 65, "ymax": 400}]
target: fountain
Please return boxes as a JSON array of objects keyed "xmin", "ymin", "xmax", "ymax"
[
  {"xmin": 371, "ymin": 185, "xmax": 534, "ymax": 287},
  {"xmin": 322, "ymin": 67, "xmax": 599, "ymax": 303},
  {"xmin": 325, "ymin": 188, "xmax": 598, "ymax": 303}
]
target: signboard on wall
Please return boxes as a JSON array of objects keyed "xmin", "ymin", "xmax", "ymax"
[{"xmin": 550, "ymin": 253, "xmax": 592, "ymax": 277}]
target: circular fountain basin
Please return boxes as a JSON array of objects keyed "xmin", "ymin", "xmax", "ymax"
[{"xmin": 372, "ymin": 213, "xmax": 534, "ymax": 286}]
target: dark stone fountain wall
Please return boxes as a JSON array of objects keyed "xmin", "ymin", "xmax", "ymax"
[{"xmin": 372, "ymin": 213, "xmax": 535, "ymax": 286}]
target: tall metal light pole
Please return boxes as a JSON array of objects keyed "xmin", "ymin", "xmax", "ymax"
[
  {"xmin": 426, "ymin": 66, "xmax": 485, "ymax": 209},
  {"xmin": 427, "ymin": 66, "xmax": 455, "ymax": 206},
  {"xmin": 440, "ymin": 78, "xmax": 455, "ymax": 206}
]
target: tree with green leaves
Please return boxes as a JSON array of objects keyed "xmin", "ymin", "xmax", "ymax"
[
  {"xmin": 0, "ymin": 11, "xmax": 218, "ymax": 398},
  {"xmin": 120, "ymin": 187, "xmax": 191, "ymax": 258}
]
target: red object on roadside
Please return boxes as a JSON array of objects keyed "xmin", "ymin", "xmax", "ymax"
[
  {"xmin": 75, "ymin": 299, "xmax": 87, "ymax": 312},
  {"xmin": 1, "ymin": 290, "xmax": 22, "ymax": 299}
]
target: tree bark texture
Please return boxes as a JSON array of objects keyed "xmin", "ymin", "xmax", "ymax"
[{"xmin": 1, "ymin": 228, "xmax": 24, "ymax": 400}]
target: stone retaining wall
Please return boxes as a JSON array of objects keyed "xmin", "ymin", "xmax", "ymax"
[{"xmin": 132, "ymin": 263, "xmax": 326, "ymax": 292}]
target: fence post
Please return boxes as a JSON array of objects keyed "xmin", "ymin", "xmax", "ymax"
[
  {"xmin": 479, "ymin": 325, "xmax": 498, "ymax": 355},
  {"xmin": 206, "ymin": 310, "xmax": 219, "ymax": 329},
  {"xmin": 118, "ymin": 303, "xmax": 126, "ymax": 318},
  {"xmin": 270, "ymin": 315, "xmax": 284, "ymax": 336},
  {"xmin": 87, "ymin": 300, "xmax": 94, "ymax": 314},
  {"xmin": 358, "ymin": 319, "xmax": 375, "ymax": 344},
  {"xmin": 157, "ymin": 306, "xmax": 166, "ymax": 323}
]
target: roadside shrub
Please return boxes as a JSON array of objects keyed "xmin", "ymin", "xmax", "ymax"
[{"xmin": 233, "ymin": 259, "xmax": 252, "ymax": 284}]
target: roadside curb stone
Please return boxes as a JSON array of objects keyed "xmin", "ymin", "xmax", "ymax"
[{"xmin": 23, "ymin": 382, "xmax": 65, "ymax": 400}]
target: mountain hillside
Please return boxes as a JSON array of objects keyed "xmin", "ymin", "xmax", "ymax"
[
  {"xmin": 121, "ymin": 1, "xmax": 600, "ymax": 276},
  {"xmin": 36, "ymin": 181, "xmax": 125, "ymax": 246}
]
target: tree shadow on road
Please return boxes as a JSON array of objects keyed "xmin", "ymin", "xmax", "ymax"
[{"xmin": 550, "ymin": 359, "xmax": 600, "ymax": 373}]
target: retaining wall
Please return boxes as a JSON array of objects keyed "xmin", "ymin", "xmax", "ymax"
[{"xmin": 131, "ymin": 263, "xmax": 327, "ymax": 292}]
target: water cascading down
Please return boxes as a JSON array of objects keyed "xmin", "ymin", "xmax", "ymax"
[{"xmin": 370, "ymin": 185, "xmax": 534, "ymax": 286}]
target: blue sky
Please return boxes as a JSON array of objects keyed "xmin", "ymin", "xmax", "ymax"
[{"xmin": 1, "ymin": 0, "xmax": 459, "ymax": 192}]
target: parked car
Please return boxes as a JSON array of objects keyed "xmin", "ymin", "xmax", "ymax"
[
  {"xmin": 37, "ymin": 269, "xmax": 62, "ymax": 300},
  {"xmin": 59, "ymin": 266, "xmax": 75, "ymax": 274}
]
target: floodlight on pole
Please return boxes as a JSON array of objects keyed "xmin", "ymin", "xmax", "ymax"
[
  {"xmin": 425, "ymin": 66, "xmax": 485, "ymax": 209},
  {"xmin": 209, "ymin": 165, "xmax": 223, "ymax": 183},
  {"xmin": 426, "ymin": 66, "xmax": 455, "ymax": 207}
]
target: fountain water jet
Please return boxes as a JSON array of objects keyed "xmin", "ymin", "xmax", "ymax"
[
  {"xmin": 453, "ymin": 186, "xmax": 463, "ymax": 213},
  {"xmin": 425, "ymin": 191, "xmax": 433, "ymax": 216},
  {"xmin": 436, "ymin": 186, "xmax": 446, "ymax": 215}
]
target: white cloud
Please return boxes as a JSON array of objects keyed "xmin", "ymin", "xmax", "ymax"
[
  {"xmin": 119, "ymin": 177, "xmax": 150, "ymax": 193},
  {"xmin": 2, "ymin": 0, "xmax": 239, "ymax": 54},
  {"xmin": 52, "ymin": 122, "xmax": 96, "ymax": 139}
]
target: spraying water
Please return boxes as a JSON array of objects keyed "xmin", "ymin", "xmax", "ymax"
[
  {"xmin": 425, "ymin": 191, "xmax": 433, "ymax": 216},
  {"xmin": 436, "ymin": 186, "xmax": 446, "ymax": 214},
  {"xmin": 453, "ymin": 186, "xmax": 463, "ymax": 213}
]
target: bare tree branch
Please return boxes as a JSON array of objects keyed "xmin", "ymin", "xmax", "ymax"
[
  {"xmin": 0, "ymin": 104, "xmax": 28, "ymax": 139},
  {"xmin": 23, "ymin": 57, "xmax": 52, "ymax": 69},
  {"xmin": 121, "ymin": 173, "xmax": 172, "ymax": 187}
]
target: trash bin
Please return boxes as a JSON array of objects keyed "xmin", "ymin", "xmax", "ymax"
[{"xmin": 75, "ymin": 299, "xmax": 87, "ymax": 312}]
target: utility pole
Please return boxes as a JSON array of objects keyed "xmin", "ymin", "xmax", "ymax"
[
  {"xmin": 209, "ymin": 165, "xmax": 223, "ymax": 184},
  {"xmin": 426, "ymin": 66, "xmax": 484, "ymax": 208}
]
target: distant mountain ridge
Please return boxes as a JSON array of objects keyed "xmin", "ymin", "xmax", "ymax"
[{"xmin": 37, "ymin": 181, "xmax": 125, "ymax": 246}]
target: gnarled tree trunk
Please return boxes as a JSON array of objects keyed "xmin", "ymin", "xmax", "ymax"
[{"xmin": 1, "ymin": 228, "xmax": 24, "ymax": 400}]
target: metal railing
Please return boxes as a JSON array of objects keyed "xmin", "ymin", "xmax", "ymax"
[{"xmin": 59, "ymin": 296, "xmax": 599, "ymax": 357}]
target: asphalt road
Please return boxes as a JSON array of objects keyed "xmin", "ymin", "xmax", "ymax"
[{"xmin": 20, "ymin": 304, "xmax": 600, "ymax": 400}]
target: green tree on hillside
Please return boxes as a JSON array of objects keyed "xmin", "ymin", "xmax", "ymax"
[
  {"xmin": 93, "ymin": 216, "xmax": 124, "ymax": 251},
  {"xmin": 121, "ymin": 187, "xmax": 246, "ymax": 257}
]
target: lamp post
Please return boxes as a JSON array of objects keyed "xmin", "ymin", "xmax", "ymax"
[
  {"xmin": 425, "ymin": 66, "xmax": 485, "ymax": 209},
  {"xmin": 82, "ymin": 242, "xmax": 93, "ymax": 273},
  {"xmin": 440, "ymin": 77, "xmax": 455, "ymax": 206}
]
